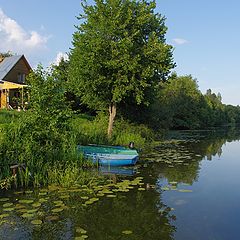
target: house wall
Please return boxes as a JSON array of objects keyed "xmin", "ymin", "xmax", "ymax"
[{"xmin": 3, "ymin": 58, "xmax": 30, "ymax": 84}]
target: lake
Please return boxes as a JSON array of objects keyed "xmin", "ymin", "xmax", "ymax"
[{"xmin": 0, "ymin": 128, "xmax": 240, "ymax": 240}]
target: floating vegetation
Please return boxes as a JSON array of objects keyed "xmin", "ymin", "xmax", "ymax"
[
  {"xmin": 2, "ymin": 203, "xmax": 13, "ymax": 208},
  {"xmin": 19, "ymin": 200, "xmax": 34, "ymax": 204},
  {"xmin": 31, "ymin": 219, "xmax": 42, "ymax": 225},
  {"xmin": 51, "ymin": 208, "xmax": 64, "ymax": 213},
  {"xmin": 0, "ymin": 174, "xmax": 145, "ymax": 238},
  {"xmin": 39, "ymin": 192, "xmax": 48, "ymax": 196},
  {"xmin": 45, "ymin": 215, "xmax": 59, "ymax": 221},
  {"xmin": 106, "ymin": 195, "xmax": 116, "ymax": 198},
  {"xmin": 3, "ymin": 208, "xmax": 14, "ymax": 212},
  {"xmin": 76, "ymin": 227, "xmax": 87, "ymax": 234},
  {"xmin": 32, "ymin": 202, "xmax": 41, "ymax": 208},
  {"xmin": 21, "ymin": 213, "xmax": 35, "ymax": 218},
  {"xmin": 75, "ymin": 237, "xmax": 88, "ymax": 240},
  {"xmin": 0, "ymin": 214, "xmax": 9, "ymax": 219},
  {"xmin": 122, "ymin": 230, "xmax": 133, "ymax": 235},
  {"xmin": 178, "ymin": 189, "xmax": 193, "ymax": 193},
  {"xmin": 0, "ymin": 198, "xmax": 9, "ymax": 202},
  {"xmin": 27, "ymin": 209, "xmax": 38, "ymax": 213}
]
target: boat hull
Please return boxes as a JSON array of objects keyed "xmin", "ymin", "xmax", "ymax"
[
  {"xmin": 78, "ymin": 145, "xmax": 139, "ymax": 166},
  {"xmin": 86, "ymin": 153, "xmax": 138, "ymax": 166}
]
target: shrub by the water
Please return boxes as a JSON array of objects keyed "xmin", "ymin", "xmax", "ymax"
[{"xmin": 0, "ymin": 66, "xmax": 90, "ymax": 188}]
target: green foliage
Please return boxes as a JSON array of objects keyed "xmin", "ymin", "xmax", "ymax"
[
  {"xmin": 68, "ymin": 0, "xmax": 175, "ymax": 135},
  {"xmin": 70, "ymin": 112, "xmax": 153, "ymax": 149},
  {"xmin": 151, "ymin": 74, "xmax": 206, "ymax": 129},
  {"xmin": 0, "ymin": 66, "xmax": 88, "ymax": 188},
  {"xmin": 147, "ymin": 73, "xmax": 240, "ymax": 130}
]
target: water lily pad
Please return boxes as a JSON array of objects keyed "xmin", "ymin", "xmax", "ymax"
[
  {"xmin": 138, "ymin": 188, "xmax": 145, "ymax": 191},
  {"xmin": 89, "ymin": 198, "xmax": 99, "ymax": 202},
  {"xmin": 45, "ymin": 215, "xmax": 59, "ymax": 221},
  {"xmin": 81, "ymin": 196, "xmax": 89, "ymax": 200},
  {"xmin": 51, "ymin": 208, "xmax": 64, "ymax": 213},
  {"xmin": 39, "ymin": 192, "xmax": 47, "ymax": 196},
  {"xmin": 15, "ymin": 204, "xmax": 25, "ymax": 209},
  {"xmin": 3, "ymin": 208, "xmax": 14, "ymax": 212},
  {"xmin": 96, "ymin": 193, "xmax": 104, "ymax": 197},
  {"xmin": 21, "ymin": 213, "xmax": 35, "ymax": 218},
  {"xmin": 53, "ymin": 200, "xmax": 63, "ymax": 205},
  {"xmin": 76, "ymin": 227, "xmax": 87, "ymax": 234},
  {"xmin": 75, "ymin": 237, "xmax": 86, "ymax": 240},
  {"xmin": 39, "ymin": 198, "xmax": 48, "ymax": 203},
  {"xmin": 178, "ymin": 189, "xmax": 192, "ymax": 193},
  {"xmin": 0, "ymin": 214, "xmax": 9, "ymax": 219},
  {"xmin": 81, "ymin": 235, "xmax": 88, "ymax": 239},
  {"xmin": 3, "ymin": 203, "xmax": 13, "ymax": 208},
  {"xmin": 122, "ymin": 230, "xmax": 133, "ymax": 235},
  {"xmin": 19, "ymin": 199, "xmax": 34, "ymax": 204},
  {"xmin": 32, "ymin": 202, "xmax": 42, "ymax": 208},
  {"xmin": 0, "ymin": 198, "xmax": 9, "ymax": 202},
  {"xmin": 106, "ymin": 195, "xmax": 116, "ymax": 198},
  {"xmin": 101, "ymin": 190, "xmax": 113, "ymax": 194},
  {"xmin": 31, "ymin": 219, "xmax": 42, "ymax": 225}
]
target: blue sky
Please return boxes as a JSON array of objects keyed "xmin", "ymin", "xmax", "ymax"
[{"xmin": 0, "ymin": 0, "xmax": 239, "ymax": 105}]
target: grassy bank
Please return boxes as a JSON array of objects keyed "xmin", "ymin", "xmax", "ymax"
[{"xmin": 0, "ymin": 110, "xmax": 154, "ymax": 189}]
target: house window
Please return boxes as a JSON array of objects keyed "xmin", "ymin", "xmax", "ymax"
[{"xmin": 18, "ymin": 73, "xmax": 26, "ymax": 83}]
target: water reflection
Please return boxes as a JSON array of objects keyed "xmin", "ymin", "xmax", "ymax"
[
  {"xmin": 148, "ymin": 127, "xmax": 240, "ymax": 240},
  {"xmin": 98, "ymin": 166, "xmax": 137, "ymax": 176}
]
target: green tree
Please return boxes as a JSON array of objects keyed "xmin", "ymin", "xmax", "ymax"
[
  {"xmin": 155, "ymin": 74, "xmax": 206, "ymax": 129},
  {"xmin": 0, "ymin": 66, "xmax": 74, "ymax": 178},
  {"xmin": 68, "ymin": 0, "xmax": 175, "ymax": 137}
]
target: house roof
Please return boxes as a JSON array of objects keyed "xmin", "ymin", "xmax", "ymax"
[{"xmin": 0, "ymin": 55, "xmax": 31, "ymax": 80}]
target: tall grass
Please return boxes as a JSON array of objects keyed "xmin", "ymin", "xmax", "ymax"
[
  {"xmin": 0, "ymin": 108, "xmax": 154, "ymax": 190},
  {"xmin": 71, "ymin": 112, "xmax": 154, "ymax": 149}
]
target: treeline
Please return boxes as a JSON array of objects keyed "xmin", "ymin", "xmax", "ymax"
[
  {"xmin": 121, "ymin": 73, "xmax": 240, "ymax": 130},
  {"xmin": 61, "ymin": 60, "xmax": 240, "ymax": 131}
]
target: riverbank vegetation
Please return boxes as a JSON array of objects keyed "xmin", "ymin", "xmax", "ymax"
[{"xmin": 0, "ymin": 66, "xmax": 153, "ymax": 189}]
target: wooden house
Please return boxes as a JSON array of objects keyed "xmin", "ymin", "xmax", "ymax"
[{"xmin": 0, "ymin": 55, "xmax": 31, "ymax": 109}]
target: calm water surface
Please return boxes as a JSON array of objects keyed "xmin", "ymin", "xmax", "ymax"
[{"xmin": 1, "ymin": 129, "xmax": 240, "ymax": 240}]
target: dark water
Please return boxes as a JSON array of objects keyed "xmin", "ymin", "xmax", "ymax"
[{"xmin": 1, "ymin": 128, "xmax": 240, "ymax": 240}]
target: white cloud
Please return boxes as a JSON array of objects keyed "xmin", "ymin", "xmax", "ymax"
[
  {"xmin": 172, "ymin": 38, "xmax": 189, "ymax": 45},
  {"xmin": 0, "ymin": 8, "xmax": 48, "ymax": 54},
  {"xmin": 51, "ymin": 52, "xmax": 69, "ymax": 66}
]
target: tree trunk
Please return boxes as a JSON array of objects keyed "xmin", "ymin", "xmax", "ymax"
[{"xmin": 107, "ymin": 102, "xmax": 117, "ymax": 138}]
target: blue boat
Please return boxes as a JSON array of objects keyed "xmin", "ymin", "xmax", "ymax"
[{"xmin": 78, "ymin": 145, "xmax": 139, "ymax": 166}]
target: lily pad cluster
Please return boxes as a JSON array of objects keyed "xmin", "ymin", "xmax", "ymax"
[
  {"xmin": 0, "ymin": 176, "xmax": 146, "ymax": 229},
  {"xmin": 143, "ymin": 140, "xmax": 203, "ymax": 168},
  {"xmin": 161, "ymin": 181, "xmax": 193, "ymax": 193}
]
